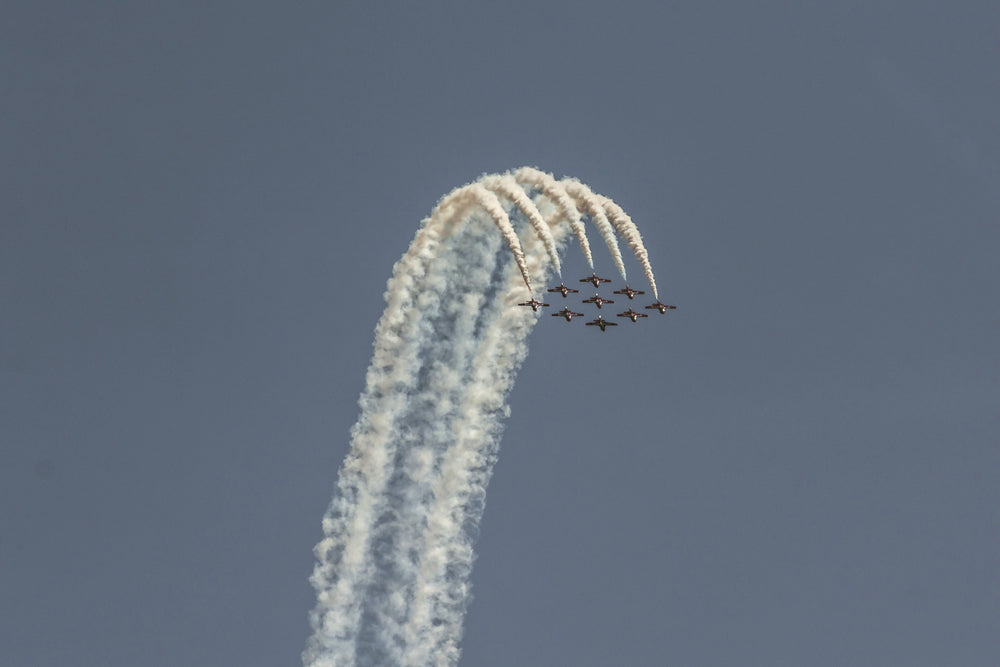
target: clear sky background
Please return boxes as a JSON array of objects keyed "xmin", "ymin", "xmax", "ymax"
[{"xmin": 3, "ymin": 2, "xmax": 998, "ymax": 666}]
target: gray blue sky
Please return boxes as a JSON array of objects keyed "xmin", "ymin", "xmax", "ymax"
[{"xmin": 3, "ymin": 2, "xmax": 999, "ymax": 665}]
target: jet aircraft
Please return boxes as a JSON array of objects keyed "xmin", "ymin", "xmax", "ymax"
[
  {"xmin": 612, "ymin": 285, "xmax": 645, "ymax": 300},
  {"xmin": 547, "ymin": 282, "xmax": 580, "ymax": 298},
  {"xmin": 579, "ymin": 273, "xmax": 611, "ymax": 289},
  {"xmin": 582, "ymin": 294, "xmax": 615, "ymax": 309},
  {"xmin": 645, "ymin": 300, "xmax": 677, "ymax": 314},
  {"xmin": 552, "ymin": 306, "xmax": 585, "ymax": 322},
  {"xmin": 616, "ymin": 307, "xmax": 648, "ymax": 323},
  {"xmin": 585, "ymin": 315, "xmax": 618, "ymax": 331},
  {"xmin": 517, "ymin": 298, "xmax": 549, "ymax": 312}
]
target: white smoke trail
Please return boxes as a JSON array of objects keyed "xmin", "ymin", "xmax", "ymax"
[
  {"xmin": 366, "ymin": 214, "xmax": 508, "ymax": 663},
  {"xmin": 481, "ymin": 173, "xmax": 562, "ymax": 277},
  {"xmin": 560, "ymin": 178, "xmax": 628, "ymax": 281},
  {"xmin": 513, "ymin": 166, "xmax": 593, "ymax": 269},
  {"xmin": 306, "ymin": 219, "xmax": 456, "ymax": 665},
  {"xmin": 305, "ymin": 169, "xmax": 658, "ymax": 666},
  {"xmin": 400, "ymin": 204, "xmax": 567, "ymax": 666},
  {"xmin": 305, "ymin": 190, "xmax": 541, "ymax": 666},
  {"xmin": 598, "ymin": 195, "xmax": 659, "ymax": 299},
  {"xmin": 444, "ymin": 183, "xmax": 534, "ymax": 293}
]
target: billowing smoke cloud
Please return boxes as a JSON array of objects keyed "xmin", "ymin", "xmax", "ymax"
[{"xmin": 304, "ymin": 168, "xmax": 662, "ymax": 666}]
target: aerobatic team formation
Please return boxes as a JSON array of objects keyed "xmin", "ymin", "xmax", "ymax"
[
  {"xmin": 305, "ymin": 168, "xmax": 675, "ymax": 667},
  {"xmin": 517, "ymin": 272, "xmax": 676, "ymax": 331}
]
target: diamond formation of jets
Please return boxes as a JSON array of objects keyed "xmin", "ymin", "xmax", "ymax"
[
  {"xmin": 517, "ymin": 298, "xmax": 549, "ymax": 312},
  {"xmin": 579, "ymin": 273, "xmax": 612, "ymax": 289},
  {"xmin": 585, "ymin": 315, "xmax": 618, "ymax": 332},
  {"xmin": 582, "ymin": 293, "xmax": 615, "ymax": 309},
  {"xmin": 552, "ymin": 306, "xmax": 585, "ymax": 322},
  {"xmin": 547, "ymin": 282, "xmax": 580, "ymax": 298},
  {"xmin": 612, "ymin": 285, "xmax": 645, "ymax": 300},
  {"xmin": 617, "ymin": 307, "xmax": 648, "ymax": 323},
  {"xmin": 519, "ymin": 279, "xmax": 674, "ymax": 331}
]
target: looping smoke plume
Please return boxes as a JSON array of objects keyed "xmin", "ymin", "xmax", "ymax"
[{"xmin": 304, "ymin": 168, "xmax": 661, "ymax": 666}]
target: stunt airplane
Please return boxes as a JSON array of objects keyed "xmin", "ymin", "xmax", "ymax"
[
  {"xmin": 517, "ymin": 298, "xmax": 549, "ymax": 312},
  {"xmin": 547, "ymin": 282, "xmax": 580, "ymax": 298},
  {"xmin": 616, "ymin": 307, "xmax": 648, "ymax": 323},
  {"xmin": 582, "ymin": 294, "xmax": 615, "ymax": 309},
  {"xmin": 579, "ymin": 273, "xmax": 611, "ymax": 289},
  {"xmin": 585, "ymin": 315, "xmax": 618, "ymax": 331},
  {"xmin": 551, "ymin": 306, "xmax": 584, "ymax": 322},
  {"xmin": 612, "ymin": 285, "xmax": 645, "ymax": 300},
  {"xmin": 645, "ymin": 300, "xmax": 677, "ymax": 314}
]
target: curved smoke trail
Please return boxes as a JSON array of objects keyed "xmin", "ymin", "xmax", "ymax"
[
  {"xmin": 561, "ymin": 179, "xmax": 628, "ymax": 281},
  {"xmin": 481, "ymin": 173, "xmax": 563, "ymax": 279},
  {"xmin": 304, "ymin": 168, "xmax": 660, "ymax": 666},
  {"xmin": 514, "ymin": 167, "xmax": 593, "ymax": 269}
]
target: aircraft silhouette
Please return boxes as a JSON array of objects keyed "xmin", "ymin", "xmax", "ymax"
[
  {"xmin": 551, "ymin": 306, "xmax": 585, "ymax": 322},
  {"xmin": 644, "ymin": 300, "xmax": 677, "ymax": 314},
  {"xmin": 616, "ymin": 307, "xmax": 648, "ymax": 323},
  {"xmin": 517, "ymin": 298, "xmax": 549, "ymax": 312},
  {"xmin": 582, "ymin": 294, "xmax": 615, "ymax": 309},
  {"xmin": 612, "ymin": 285, "xmax": 645, "ymax": 300},
  {"xmin": 579, "ymin": 273, "xmax": 611, "ymax": 289},
  {"xmin": 546, "ymin": 282, "xmax": 580, "ymax": 298},
  {"xmin": 585, "ymin": 315, "xmax": 618, "ymax": 331}
]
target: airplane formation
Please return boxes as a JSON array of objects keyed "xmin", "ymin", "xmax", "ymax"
[{"xmin": 518, "ymin": 274, "xmax": 675, "ymax": 331}]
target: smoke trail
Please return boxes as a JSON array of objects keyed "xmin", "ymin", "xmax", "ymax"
[
  {"xmin": 399, "ymin": 210, "xmax": 568, "ymax": 666},
  {"xmin": 306, "ymin": 219, "xmax": 452, "ymax": 665},
  {"xmin": 560, "ymin": 179, "xmax": 628, "ymax": 281},
  {"xmin": 305, "ymin": 190, "xmax": 540, "ymax": 666},
  {"xmin": 440, "ymin": 183, "xmax": 534, "ymax": 293},
  {"xmin": 305, "ymin": 169, "xmax": 658, "ymax": 666},
  {"xmin": 598, "ymin": 195, "xmax": 659, "ymax": 299},
  {"xmin": 481, "ymin": 173, "xmax": 562, "ymax": 277},
  {"xmin": 514, "ymin": 166, "xmax": 593, "ymax": 269}
]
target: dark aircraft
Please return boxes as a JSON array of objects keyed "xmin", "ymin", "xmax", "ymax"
[
  {"xmin": 551, "ymin": 306, "xmax": 585, "ymax": 322},
  {"xmin": 517, "ymin": 298, "xmax": 549, "ymax": 312},
  {"xmin": 547, "ymin": 282, "xmax": 580, "ymax": 298},
  {"xmin": 612, "ymin": 285, "xmax": 645, "ymax": 300},
  {"xmin": 582, "ymin": 294, "xmax": 615, "ymax": 309},
  {"xmin": 585, "ymin": 315, "xmax": 618, "ymax": 332},
  {"xmin": 616, "ymin": 307, "xmax": 648, "ymax": 323},
  {"xmin": 579, "ymin": 273, "xmax": 611, "ymax": 289},
  {"xmin": 645, "ymin": 300, "xmax": 677, "ymax": 314}
]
